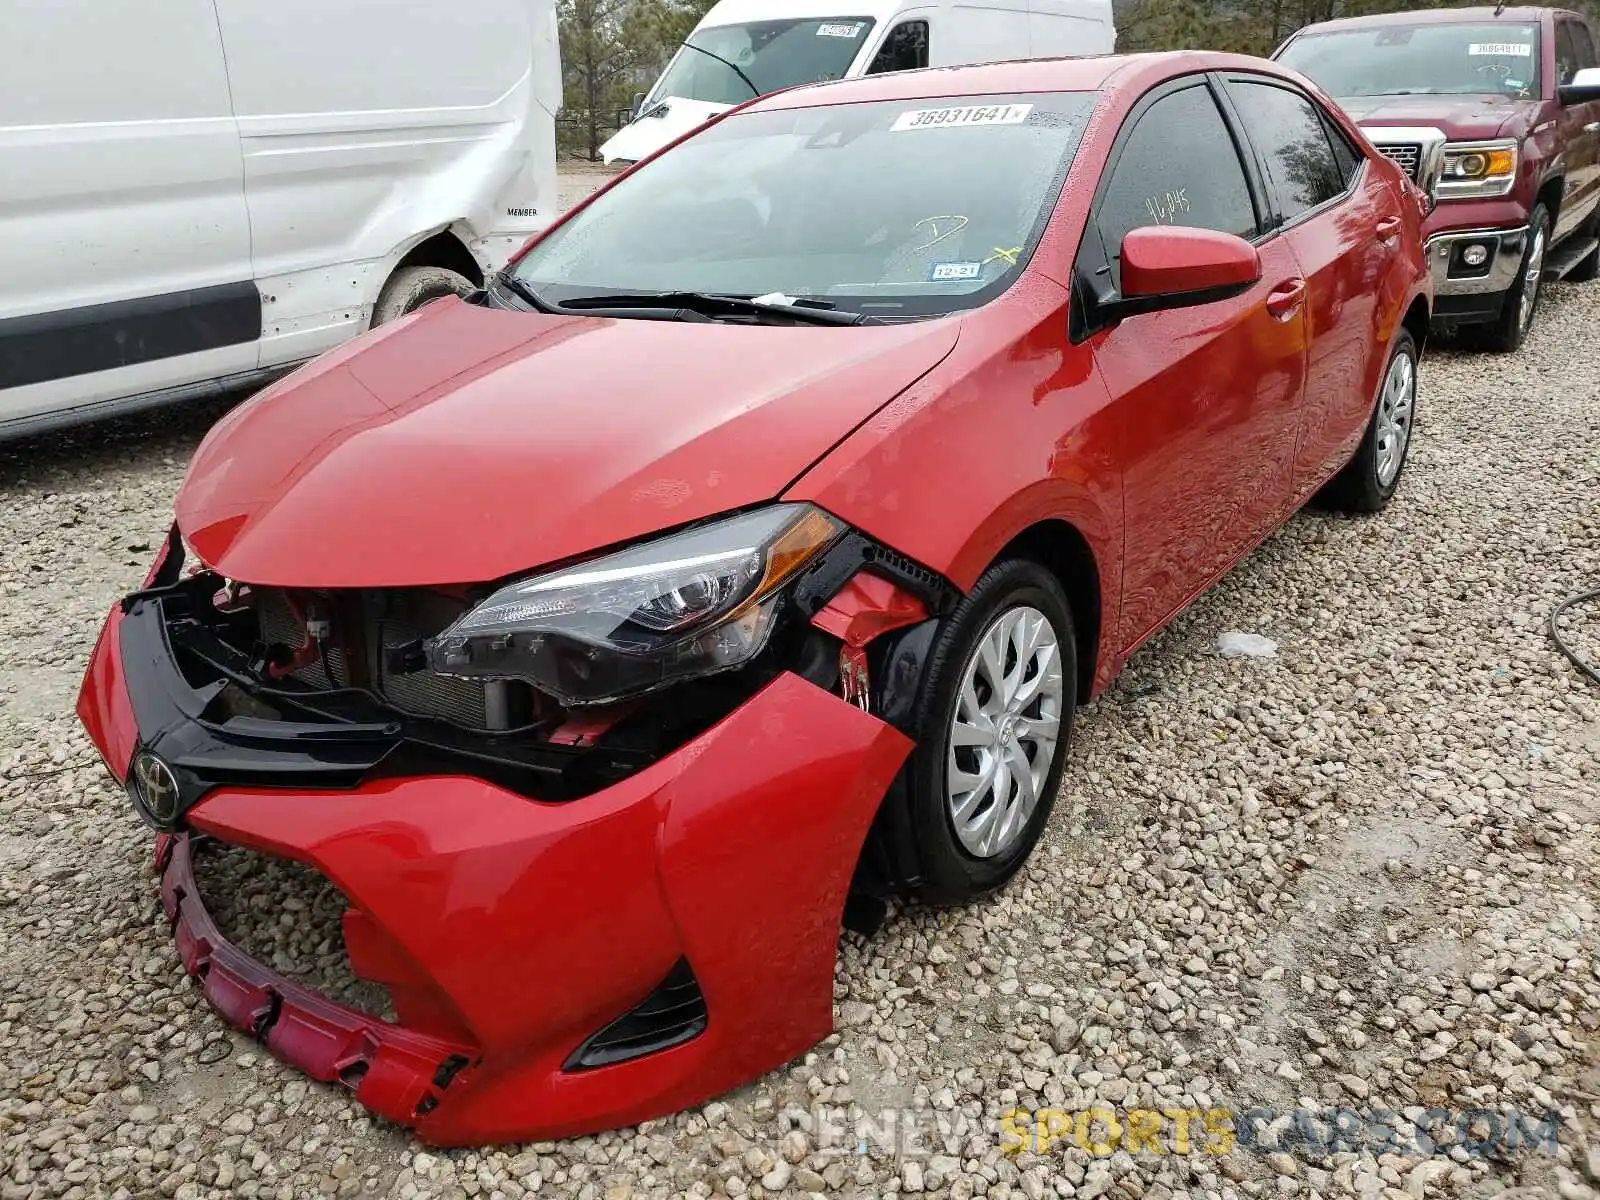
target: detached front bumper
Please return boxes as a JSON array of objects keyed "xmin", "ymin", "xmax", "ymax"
[{"xmin": 78, "ymin": 601, "xmax": 912, "ymax": 1145}]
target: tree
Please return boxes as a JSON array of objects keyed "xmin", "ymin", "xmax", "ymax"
[{"xmin": 559, "ymin": 0, "xmax": 662, "ymax": 160}]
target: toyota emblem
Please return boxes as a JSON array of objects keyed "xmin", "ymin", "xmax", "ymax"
[{"xmin": 129, "ymin": 750, "xmax": 183, "ymax": 829}]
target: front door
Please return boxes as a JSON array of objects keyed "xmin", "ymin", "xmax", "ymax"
[{"xmin": 1078, "ymin": 77, "xmax": 1310, "ymax": 650}]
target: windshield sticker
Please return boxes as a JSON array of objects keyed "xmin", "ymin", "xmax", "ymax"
[
  {"xmin": 817, "ymin": 22, "xmax": 864, "ymax": 37},
  {"xmin": 1469, "ymin": 42, "xmax": 1532, "ymax": 56},
  {"xmin": 914, "ymin": 215, "xmax": 970, "ymax": 251},
  {"xmin": 930, "ymin": 261, "xmax": 984, "ymax": 282},
  {"xmin": 891, "ymin": 103, "xmax": 1035, "ymax": 132}
]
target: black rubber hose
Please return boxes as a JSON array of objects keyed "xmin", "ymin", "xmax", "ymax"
[{"xmin": 1549, "ymin": 587, "xmax": 1600, "ymax": 688}]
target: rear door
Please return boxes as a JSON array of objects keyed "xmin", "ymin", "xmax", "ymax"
[
  {"xmin": 1221, "ymin": 74, "xmax": 1394, "ymax": 498},
  {"xmin": 1555, "ymin": 18, "xmax": 1600, "ymax": 237},
  {"xmin": 0, "ymin": 0, "xmax": 257, "ymax": 427},
  {"xmin": 1078, "ymin": 76, "xmax": 1310, "ymax": 649}
]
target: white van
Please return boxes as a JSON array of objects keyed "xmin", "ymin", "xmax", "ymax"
[
  {"xmin": 0, "ymin": 0, "xmax": 562, "ymax": 439},
  {"xmin": 600, "ymin": 0, "xmax": 1116, "ymax": 165}
]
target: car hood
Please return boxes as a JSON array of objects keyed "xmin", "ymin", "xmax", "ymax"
[
  {"xmin": 1340, "ymin": 93, "xmax": 1535, "ymax": 140},
  {"xmin": 600, "ymin": 97, "xmax": 734, "ymax": 164},
  {"xmin": 176, "ymin": 298, "xmax": 960, "ymax": 588}
]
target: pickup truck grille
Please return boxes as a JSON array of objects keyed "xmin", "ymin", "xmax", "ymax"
[{"xmin": 1375, "ymin": 143, "xmax": 1422, "ymax": 182}]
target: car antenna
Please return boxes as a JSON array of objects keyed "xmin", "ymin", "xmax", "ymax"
[{"xmin": 1493, "ymin": 0, "xmax": 1507, "ymax": 14}]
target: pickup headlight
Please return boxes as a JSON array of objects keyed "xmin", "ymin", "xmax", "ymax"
[
  {"xmin": 1437, "ymin": 139, "xmax": 1518, "ymax": 199},
  {"xmin": 427, "ymin": 504, "xmax": 844, "ymax": 706}
]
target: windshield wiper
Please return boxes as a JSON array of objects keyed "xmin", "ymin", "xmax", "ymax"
[
  {"xmin": 494, "ymin": 270, "xmax": 560, "ymax": 313},
  {"xmin": 556, "ymin": 291, "xmax": 880, "ymax": 326},
  {"xmin": 679, "ymin": 41, "xmax": 762, "ymax": 98}
]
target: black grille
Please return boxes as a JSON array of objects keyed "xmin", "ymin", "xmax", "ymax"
[
  {"xmin": 254, "ymin": 586, "xmax": 491, "ymax": 729},
  {"xmin": 1376, "ymin": 142, "xmax": 1422, "ymax": 182},
  {"xmin": 565, "ymin": 958, "xmax": 708, "ymax": 1070}
]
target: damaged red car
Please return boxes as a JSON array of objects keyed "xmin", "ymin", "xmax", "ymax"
[{"xmin": 78, "ymin": 52, "xmax": 1431, "ymax": 1145}]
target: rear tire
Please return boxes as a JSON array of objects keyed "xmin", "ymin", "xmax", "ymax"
[
  {"xmin": 882, "ymin": 559, "xmax": 1077, "ymax": 905},
  {"xmin": 1478, "ymin": 204, "xmax": 1549, "ymax": 353},
  {"xmin": 371, "ymin": 265, "xmax": 476, "ymax": 328},
  {"xmin": 1321, "ymin": 329, "xmax": 1418, "ymax": 514}
]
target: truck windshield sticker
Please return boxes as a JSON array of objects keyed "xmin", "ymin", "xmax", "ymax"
[
  {"xmin": 891, "ymin": 104, "xmax": 1036, "ymax": 132},
  {"xmin": 1468, "ymin": 42, "xmax": 1533, "ymax": 56},
  {"xmin": 817, "ymin": 22, "xmax": 864, "ymax": 37}
]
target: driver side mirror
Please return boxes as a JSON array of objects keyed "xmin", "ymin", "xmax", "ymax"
[
  {"xmin": 1559, "ymin": 67, "xmax": 1600, "ymax": 105},
  {"xmin": 1108, "ymin": 226, "xmax": 1262, "ymax": 320},
  {"xmin": 630, "ymin": 92, "xmax": 647, "ymax": 120}
]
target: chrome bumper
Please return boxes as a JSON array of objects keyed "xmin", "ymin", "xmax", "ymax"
[{"xmin": 1425, "ymin": 225, "xmax": 1528, "ymax": 297}]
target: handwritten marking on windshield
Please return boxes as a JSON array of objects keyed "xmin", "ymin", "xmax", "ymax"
[
  {"xmin": 915, "ymin": 215, "xmax": 970, "ymax": 251},
  {"xmin": 1145, "ymin": 189, "xmax": 1191, "ymax": 224},
  {"xmin": 985, "ymin": 246, "xmax": 1022, "ymax": 267}
]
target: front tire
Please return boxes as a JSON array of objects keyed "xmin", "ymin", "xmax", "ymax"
[
  {"xmin": 1479, "ymin": 205, "xmax": 1549, "ymax": 353},
  {"xmin": 371, "ymin": 265, "xmax": 477, "ymax": 328},
  {"xmin": 1322, "ymin": 329, "xmax": 1418, "ymax": 513},
  {"xmin": 886, "ymin": 559, "xmax": 1077, "ymax": 904}
]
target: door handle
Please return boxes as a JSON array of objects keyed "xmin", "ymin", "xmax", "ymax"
[
  {"xmin": 1266, "ymin": 279, "xmax": 1307, "ymax": 320},
  {"xmin": 1376, "ymin": 216, "xmax": 1403, "ymax": 242}
]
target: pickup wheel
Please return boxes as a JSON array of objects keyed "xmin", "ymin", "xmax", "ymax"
[
  {"xmin": 1321, "ymin": 329, "xmax": 1418, "ymax": 514},
  {"xmin": 371, "ymin": 266, "xmax": 476, "ymax": 328},
  {"xmin": 1479, "ymin": 204, "xmax": 1549, "ymax": 353}
]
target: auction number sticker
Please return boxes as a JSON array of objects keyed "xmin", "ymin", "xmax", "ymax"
[
  {"xmin": 1468, "ymin": 42, "xmax": 1532, "ymax": 55},
  {"xmin": 892, "ymin": 103, "xmax": 1034, "ymax": 132},
  {"xmin": 817, "ymin": 22, "xmax": 864, "ymax": 36}
]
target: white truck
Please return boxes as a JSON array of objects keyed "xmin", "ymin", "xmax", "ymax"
[
  {"xmin": 601, "ymin": 0, "xmax": 1117, "ymax": 164},
  {"xmin": 0, "ymin": 0, "xmax": 563, "ymax": 438}
]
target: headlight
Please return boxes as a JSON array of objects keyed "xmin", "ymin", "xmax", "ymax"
[
  {"xmin": 427, "ymin": 504, "xmax": 844, "ymax": 706},
  {"xmin": 1437, "ymin": 140, "xmax": 1517, "ymax": 199}
]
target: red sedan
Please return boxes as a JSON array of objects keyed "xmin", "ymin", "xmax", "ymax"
[{"xmin": 78, "ymin": 52, "xmax": 1431, "ymax": 1145}]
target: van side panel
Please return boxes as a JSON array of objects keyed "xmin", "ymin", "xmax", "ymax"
[
  {"xmin": 1027, "ymin": 0, "xmax": 1117, "ymax": 55},
  {"xmin": 0, "ymin": 0, "xmax": 258, "ymax": 424},
  {"xmin": 938, "ymin": 4, "xmax": 1033, "ymax": 66},
  {"xmin": 212, "ymin": 0, "xmax": 558, "ymax": 366}
]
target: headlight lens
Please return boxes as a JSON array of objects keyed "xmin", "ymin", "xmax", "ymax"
[
  {"xmin": 1438, "ymin": 141, "xmax": 1517, "ymax": 197},
  {"xmin": 427, "ymin": 504, "xmax": 844, "ymax": 705}
]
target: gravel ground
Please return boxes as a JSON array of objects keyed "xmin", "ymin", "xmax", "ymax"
[{"xmin": 2, "ymin": 254, "xmax": 1599, "ymax": 1199}]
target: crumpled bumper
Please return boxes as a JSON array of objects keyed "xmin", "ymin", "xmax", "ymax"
[{"xmin": 78, "ymin": 604, "xmax": 912, "ymax": 1146}]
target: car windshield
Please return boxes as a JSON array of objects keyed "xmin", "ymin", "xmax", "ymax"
[
  {"xmin": 1279, "ymin": 23, "xmax": 1541, "ymax": 97},
  {"xmin": 651, "ymin": 18, "xmax": 879, "ymax": 105},
  {"xmin": 513, "ymin": 93, "xmax": 1095, "ymax": 319}
]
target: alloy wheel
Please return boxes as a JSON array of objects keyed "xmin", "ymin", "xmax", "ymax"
[
  {"xmin": 946, "ymin": 605, "xmax": 1065, "ymax": 858},
  {"xmin": 1518, "ymin": 226, "xmax": 1546, "ymax": 334}
]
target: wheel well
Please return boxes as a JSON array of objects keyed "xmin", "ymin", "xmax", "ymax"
[
  {"xmin": 395, "ymin": 231, "xmax": 484, "ymax": 288},
  {"xmin": 1536, "ymin": 177, "xmax": 1564, "ymax": 228},
  {"xmin": 1402, "ymin": 295, "xmax": 1430, "ymax": 356},
  {"xmin": 997, "ymin": 521, "xmax": 1101, "ymax": 703}
]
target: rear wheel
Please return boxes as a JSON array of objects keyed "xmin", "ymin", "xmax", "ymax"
[
  {"xmin": 371, "ymin": 265, "xmax": 476, "ymax": 328},
  {"xmin": 883, "ymin": 559, "xmax": 1077, "ymax": 904},
  {"xmin": 1321, "ymin": 329, "xmax": 1418, "ymax": 513},
  {"xmin": 1479, "ymin": 205, "xmax": 1548, "ymax": 353}
]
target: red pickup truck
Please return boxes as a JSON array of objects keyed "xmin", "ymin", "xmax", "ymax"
[{"xmin": 1276, "ymin": 6, "xmax": 1600, "ymax": 351}]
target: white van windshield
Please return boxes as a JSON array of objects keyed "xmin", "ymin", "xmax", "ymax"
[
  {"xmin": 513, "ymin": 93, "xmax": 1095, "ymax": 319},
  {"xmin": 1278, "ymin": 23, "xmax": 1542, "ymax": 98},
  {"xmin": 652, "ymin": 18, "xmax": 879, "ymax": 104}
]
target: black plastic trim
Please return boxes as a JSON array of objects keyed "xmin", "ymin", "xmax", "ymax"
[
  {"xmin": 564, "ymin": 958, "xmax": 708, "ymax": 1070},
  {"xmin": 0, "ymin": 282, "xmax": 261, "ymax": 390}
]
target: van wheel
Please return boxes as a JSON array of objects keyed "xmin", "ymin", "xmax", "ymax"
[{"xmin": 371, "ymin": 266, "xmax": 476, "ymax": 327}]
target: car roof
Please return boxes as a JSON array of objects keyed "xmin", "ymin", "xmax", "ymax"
[
  {"xmin": 1291, "ymin": 6, "xmax": 1566, "ymax": 35},
  {"xmin": 751, "ymin": 51, "xmax": 1289, "ymax": 111},
  {"xmin": 692, "ymin": 0, "xmax": 909, "ymax": 24}
]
